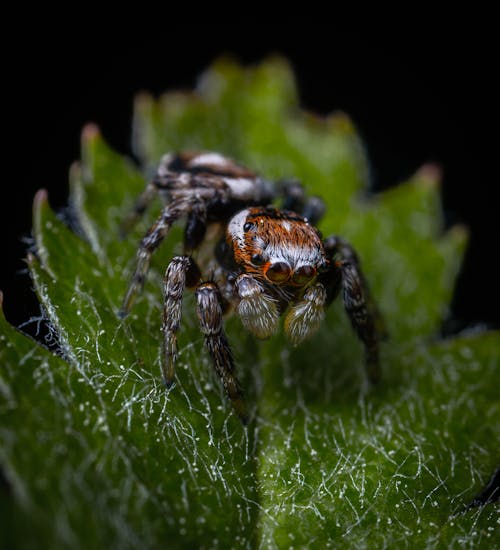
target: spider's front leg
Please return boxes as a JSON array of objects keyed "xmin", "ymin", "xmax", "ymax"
[
  {"xmin": 119, "ymin": 182, "xmax": 157, "ymax": 238},
  {"xmin": 162, "ymin": 256, "xmax": 201, "ymax": 386},
  {"xmin": 196, "ymin": 282, "xmax": 248, "ymax": 423},
  {"xmin": 321, "ymin": 236, "xmax": 385, "ymax": 384},
  {"xmin": 119, "ymin": 154, "xmax": 183, "ymax": 237},
  {"xmin": 119, "ymin": 197, "xmax": 204, "ymax": 318}
]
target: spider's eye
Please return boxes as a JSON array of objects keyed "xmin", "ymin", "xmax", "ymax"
[
  {"xmin": 251, "ymin": 253, "xmax": 265, "ymax": 266},
  {"xmin": 292, "ymin": 265, "xmax": 316, "ymax": 285},
  {"xmin": 266, "ymin": 261, "xmax": 291, "ymax": 283},
  {"xmin": 243, "ymin": 222, "xmax": 255, "ymax": 232}
]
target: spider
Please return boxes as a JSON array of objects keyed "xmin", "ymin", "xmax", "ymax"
[{"xmin": 119, "ymin": 151, "xmax": 384, "ymax": 423}]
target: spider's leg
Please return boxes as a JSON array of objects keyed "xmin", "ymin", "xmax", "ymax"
[
  {"xmin": 184, "ymin": 200, "xmax": 207, "ymax": 254},
  {"xmin": 284, "ymin": 282, "xmax": 327, "ymax": 345},
  {"xmin": 280, "ymin": 178, "xmax": 305, "ymax": 212},
  {"xmin": 323, "ymin": 236, "xmax": 387, "ymax": 337},
  {"xmin": 196, "ymin": 282, "xmax": 248, "ymax": 423},
  {"xmin": 120, "ymin": 182, "xmax": 158, "ymax": 238},
  {"xmin": 235, "ymin": 274, "xmax": 280, "ymax": 339},
  {"xmin": 302, "ymin": 196, "xmax": 326, "ymax": 226},
  {"xmin": 340, "ymin": 260, "xmax": 381, "ymax": 383},
  {"xmin": 119, "ymin": 197, "xmax": 200, "ymax": 317},
  {"xmin": 321, "ymin": 236, "xmax": 385, "ymax": 384},
  {"xmin": 162, "ymin": 256, "xmax": 201, "ymax": 386},
  {"xmin": 119, "ymin": 153, "xmax": 183, "ymax": 237},
  {"xmin": 280, "ymin": 179, "xmax": 326, "ymax": 225}
]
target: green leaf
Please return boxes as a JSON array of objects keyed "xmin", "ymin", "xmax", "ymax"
[{"xmin": 1, "ymin": 58, "xmax": 499, "ymax": 548}]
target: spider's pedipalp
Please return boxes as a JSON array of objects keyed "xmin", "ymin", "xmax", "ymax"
[
  {"xmin": 235, "ymin": 274, "xmax": 280, "ymax": 339},
  {"xmin": 162, "ymin": 256, "xmax": 201, "ymax": 386},
  {"xmin": 284, "ymin": 282, "xmax": 327, "ymax": 345},
  {"xmin": 196, "ymin": 282, "xmax": 247, "ymax": 423}
]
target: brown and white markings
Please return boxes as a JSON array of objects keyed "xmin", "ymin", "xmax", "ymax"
[{"xmin": 119, "ymin": 152, "xmax": 385, "ymax": 423}]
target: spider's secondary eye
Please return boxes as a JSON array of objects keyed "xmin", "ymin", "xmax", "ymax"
[
  {"xmin": 292, "ymin": 265, "xmax": 316, "ymax": 285},
  {"xmin": 243, "ymin": 222, "xmax": 254, "ymax": 232},
  {"xmin": 251, "ymin": 253, "xmax": 265, "ymax": 266},
  {"xmin": 266, "ymin": 261, "xmax": 291, "ymax": 283}
]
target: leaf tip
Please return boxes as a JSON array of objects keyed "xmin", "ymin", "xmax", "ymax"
[
  {"xmin": 82, "ymin": 123, "xmax": 101, "ymax": 143},
  {"xmin": 447, "ymin": 223, "xmax": 469, "ymax": 246},
  {"xmin": 415, "ymin": 163, "xmax": 442, "ymax": 188},
  {"xmin": 33, "ymin": 188, "xmax": 49, "ymax": 212},
  {"xmin": 326, "ymin": 110, "xmax": 357, "ymax": 134},
  {"xmin": 134, "ymin": 91, "xmax": 153, "ymax": 107},
  {"xmin": 25, "ymin": 251, "xmax": 37, "ymax": 266}
]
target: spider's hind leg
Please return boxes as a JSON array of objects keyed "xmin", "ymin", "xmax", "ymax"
[{"xmin": 196, "ymin": 281, "xmax": 248, "ymax": 423}]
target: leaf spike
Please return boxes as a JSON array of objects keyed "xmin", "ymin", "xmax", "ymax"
[
  {"xmin": 415, "ymin": 163, "xmax": 442, "ymax": 188},
  {"xmin": 33, "ymin": 188, "xmax": 49, "ymax": 212},
  {"xmin": 81, "ymin": 122, "xmax": 101, "ymax": 143}
]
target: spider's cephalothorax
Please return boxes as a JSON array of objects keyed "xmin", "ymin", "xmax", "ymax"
[{"xmin": 119, "ymin": 152, "xmax": 385, "ymax": 423}]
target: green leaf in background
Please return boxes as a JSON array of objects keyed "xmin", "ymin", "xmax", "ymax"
[{"xmin": 1, "ymin": 57, "xmax": 498, "ymax": 548}]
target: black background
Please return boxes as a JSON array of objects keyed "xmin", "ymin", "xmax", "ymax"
[{"xmin": 2, "ymin": 26, "xmax": 499, "ymax": 334}]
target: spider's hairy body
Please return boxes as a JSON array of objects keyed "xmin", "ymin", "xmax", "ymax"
[{"xmin": 120, "ymin": 152, "xmax": 384, "ymax": 423}]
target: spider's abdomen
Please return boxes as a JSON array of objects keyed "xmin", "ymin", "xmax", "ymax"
[
  {"xmin": 227, "ymin": 206, "xmax": 327, "ymax": 287},
  {"xmin": 156, "ymin": 151, "xmax": 275, "ymax": 206}
]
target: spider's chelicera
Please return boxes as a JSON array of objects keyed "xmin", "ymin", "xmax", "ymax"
[{"xmin": 119, "ymin": 151, "xmax": 385, "ymax": 422}]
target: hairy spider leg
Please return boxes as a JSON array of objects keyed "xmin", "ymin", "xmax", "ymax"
[
  {"xmin": 162, "ymin": 256, "xmax": 201, "ymax": 386},
  {"xmin": 321, "ymin": 236, "xmax": 385, "ymax": 384},
  {"xmin": 119, "ymin": 197, "xmax": 204, "ymax": 318},
  {"xmin": 324, "ymin": 236, "xmax": 388, "ymax": 339},
  {"xmin": 183, "ymin": 201, "xmax": 208, "ymax": 253},
  {"xmin": 280, "ymin": 179, "xmax": 326, "ymax": 225},
  {"xmin": 119, "ymin": 182, "xmax": 158, "ymax": 238},
  {"xmin": 119, "ymin": 153, "xmax": 196, "ymax": 238},
  {"xmin": 196, "ymin": 282, "xmax": 248, "ymax": 423}
]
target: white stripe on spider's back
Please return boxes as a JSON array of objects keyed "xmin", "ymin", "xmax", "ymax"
[
  {"xmin": 157, "ymin": 153, "xmax": 176, "ymax": 178},
  {"xmin": 224, "ymin": 178, "xmax": 258, "ymax": 200},
  {"xmin": 189, "ymin": 152, "xmax": 229, "ymax": 168}
]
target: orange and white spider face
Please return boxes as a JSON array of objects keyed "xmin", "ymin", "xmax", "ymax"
[{"xmin": 227, "ymin": 206, "xmax": 328, "ymax": 287}]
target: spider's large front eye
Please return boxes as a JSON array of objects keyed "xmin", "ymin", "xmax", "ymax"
[
  {"xmin": 266, "ymin": 261, "xmax": 291, "ymax": 283},
  {"xmin": 292, "ymin": 265, "xmax": 316, "ymax": 285}
]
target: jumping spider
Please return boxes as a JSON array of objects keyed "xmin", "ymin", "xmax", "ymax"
[{"xmin": 119, "ymin": 152, "xmax": 384, "ymax": 422}]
